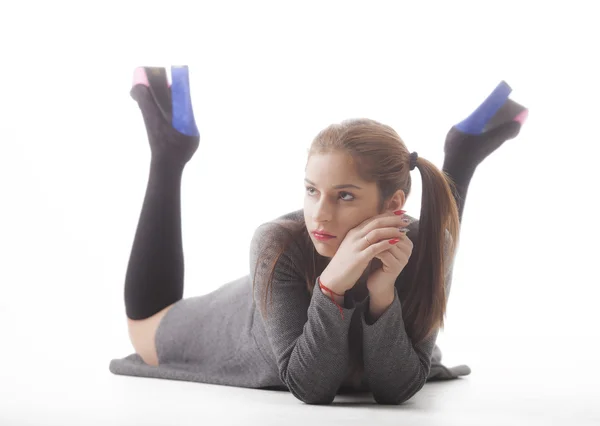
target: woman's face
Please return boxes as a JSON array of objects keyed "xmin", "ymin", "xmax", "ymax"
[{"xmin": 303, "ymin": 151, "xmax": 405, "ymax": 258}]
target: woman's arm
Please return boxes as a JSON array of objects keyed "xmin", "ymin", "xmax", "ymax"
[
  {"xmin": 361, "ymin": 287, "xmax": 442, "ymax": 404},
  {"xmin": 361, "ymin": 232, "xmax": 454, "ymax": 405},
  {"xmin": 249, "ymin": 223, "xmax": 357, "ymax": 404}
]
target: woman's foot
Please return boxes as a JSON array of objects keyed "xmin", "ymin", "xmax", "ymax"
[
  {"xmin": 131, "ymin": 66, "xmax": 200, "ymax": 168},
  {"xmin": 441, "ymin": 81, "xmax": 529, "ymax": 222},
  {"xmin": 443, "ymin": 81, "xmax": 528, "ymax": 174}
]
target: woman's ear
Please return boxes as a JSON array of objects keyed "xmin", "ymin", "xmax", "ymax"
[{"xmin": 385, "ymin": 189, "xmax": 406, "ymax": 212}]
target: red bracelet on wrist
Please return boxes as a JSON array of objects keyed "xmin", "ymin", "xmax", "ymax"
[{"xmin": 318, "ymin": 277, "xmax": 345, "ymax": 320}]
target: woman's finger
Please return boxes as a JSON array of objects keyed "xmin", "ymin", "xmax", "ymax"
[
  {"xmin": 385, "ymin": 237, "xmax": 412, "ymax": 261},
  {"xmin": 375, "ymin": 250, "xmax": 395, "ymax": 267},
  {"xmin": 385, "ymin": 243, "xmax": 406, "ymax": 261}
]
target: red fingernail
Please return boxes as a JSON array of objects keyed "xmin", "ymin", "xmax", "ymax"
[
  {"xmin": 389, "ymin": 238, "xmax": 400, "ymax": 244},
  {"xmin": 394, "ymin": 210, "xmax": 406, "ymax": 215}
]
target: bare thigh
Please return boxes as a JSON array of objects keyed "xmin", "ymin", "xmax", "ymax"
[{"xmin": 127, "ymin": 303, "xmax": 176, "ymax": 366}]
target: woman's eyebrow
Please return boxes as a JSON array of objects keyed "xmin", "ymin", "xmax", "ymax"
[{"xmin": 304, "ymin": 178, "xmax": 362, "ymax": 190}]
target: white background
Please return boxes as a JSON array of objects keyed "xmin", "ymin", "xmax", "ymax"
[{"xmin": 1, "ymin": 1, "xmax": 598, "ymax": 425}]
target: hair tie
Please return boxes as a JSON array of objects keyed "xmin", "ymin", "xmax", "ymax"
[{"xmin": 409, "ymin": 152, "xmax": 418, "ymax": 171}]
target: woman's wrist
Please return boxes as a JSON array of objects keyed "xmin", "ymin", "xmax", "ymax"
[
  {"xmin": 319, "ymin": 285, "xmax": 345, "ymax": 305},
  {"xmin": 318, "ymin": 272, "xmax": 348, "ymax": 295},
  {"xmin": 318, "ymin": 277, "xmax": 346, "ymax": 305}
]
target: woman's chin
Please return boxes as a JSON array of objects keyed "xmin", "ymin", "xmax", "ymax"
[{"xmin": 313, "ymin": 243, "xmax": 334, "ymax": 258}]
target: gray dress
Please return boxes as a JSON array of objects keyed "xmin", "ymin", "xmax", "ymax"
[{"xmin": 109, "ymin": 208, "xmax": 470, "ymax": 404}]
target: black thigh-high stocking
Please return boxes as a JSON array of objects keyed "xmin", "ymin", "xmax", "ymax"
[
  {"xmin": 124, "ymin": 66, "xmax": 200, "ymax": 320},
  {"xmin": 441, "ymin": 81, "xmax": 528, "ymax": 224},
  {"xmin": 124, "ymin": 160, "xmax": 186, "ymax": 320}
]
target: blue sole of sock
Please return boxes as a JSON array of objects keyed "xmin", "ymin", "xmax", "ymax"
[
  {"xmin": 131, "ymin": 66, "xmax": 199, "ymax": 137},
  {"xmin": 455, "ymin": 81, "xmax": 528, "ymax": 135}
]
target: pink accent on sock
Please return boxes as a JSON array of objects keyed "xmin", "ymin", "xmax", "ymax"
[
  {"xmin": 514, "ymin": 109, "xmax": 529, "ymax": 125},
  {"xmin": 132, "ymin": 66, "xmax": 172, "ymax": 87},
  {"xmin": 132, "ymin": 67, "xmax": 149, "ymax": 87}
]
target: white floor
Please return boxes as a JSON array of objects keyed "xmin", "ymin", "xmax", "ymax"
[
  {"xmin": 1, "ymin": 290, "xmax": 598, "ymax": 426},
  {"xmin": 2, "ymin": 357, "xmax": 598, "ymax": 426}
]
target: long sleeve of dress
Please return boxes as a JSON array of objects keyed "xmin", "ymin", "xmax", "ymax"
[
  {"xmin": 249, "ymin": 223, "xmax": 357, "ymax": 404},
  {"xmin": 361, "ymin": 231, "xmax": 455, "ymax": 405}
]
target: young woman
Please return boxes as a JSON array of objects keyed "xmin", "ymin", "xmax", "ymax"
[{"xmin": 110, "ymin": 67, "xmax": 528, "ymax": 405}]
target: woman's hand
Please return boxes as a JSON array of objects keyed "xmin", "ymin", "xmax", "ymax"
[
  {"xmin": 319, "ymin": 210, "xmax": 410, "ymax": 295},
  {"xmin": 366, "ymin": 230, "xmax": 413, "ymax": 298}
]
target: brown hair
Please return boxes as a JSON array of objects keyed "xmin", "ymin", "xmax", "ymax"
[{"xmin": 252, "ymin": 118, "xmax": 460, "ymax": 386}]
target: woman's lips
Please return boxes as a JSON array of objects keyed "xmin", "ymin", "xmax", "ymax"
[{"xmin": 313, "ymin": 232, "xmax": 335, "ymax": 241}]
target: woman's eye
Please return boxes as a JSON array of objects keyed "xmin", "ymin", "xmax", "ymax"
[
  {"xmin": 340, "ymin": 192, "xmax": 354, "ymax": 201},
  {"xmin": 305, "ymin": 186, "xmax": 354, "ymax": 201}
]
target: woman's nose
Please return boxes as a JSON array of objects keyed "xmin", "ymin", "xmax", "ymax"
[{"xmin": 312, "ymin": 208, "xmax": 333, "ymax": 223}]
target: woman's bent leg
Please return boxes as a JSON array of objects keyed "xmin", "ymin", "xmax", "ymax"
[
  {"xmin": 442, "ymin": 81, "xmax": 527, "ymax": 223},
  {"xmin": 123, "ymin": 67, "xmax": 200, "ymax": 365}
]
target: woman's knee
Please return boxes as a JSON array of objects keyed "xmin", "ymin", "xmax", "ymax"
[{"xmin": 127, "ymin": 303, "xmax": 175, "ymax": 366}]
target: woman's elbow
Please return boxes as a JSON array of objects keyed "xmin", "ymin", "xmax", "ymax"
[
  {"xmin": 282, "ymin": 369, "xmax": 337, "ymax": 405},
  {"xmin": 289, "ymin": 385, "xmax": 336, "ymax": 405},
  {"xmin": 372, "ymin": 378, "xmax": 427, "ymax": 405},
  {"xmin": 301, "ymin": 393, "xmax": 336, "ymax": 405},
  {"xmin": 373, "ymin": 394, "xmax": 407, "ymax": 405}
]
